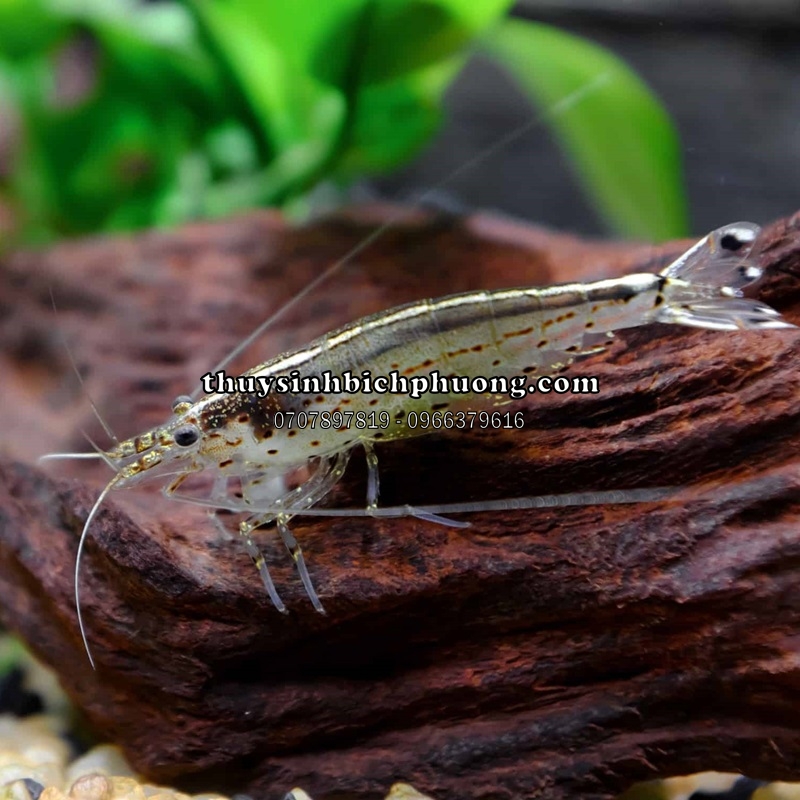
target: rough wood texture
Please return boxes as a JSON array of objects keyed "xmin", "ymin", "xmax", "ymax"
[{"xmin": 1, "ymin": 208, "xmax": 799, "ymax": 800}]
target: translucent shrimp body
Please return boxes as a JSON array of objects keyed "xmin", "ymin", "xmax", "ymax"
[{"xmin": 52, "ymin": 221, "xmax": 794, "ymax": 666}]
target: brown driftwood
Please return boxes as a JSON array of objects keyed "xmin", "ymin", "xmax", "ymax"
[{"xmin": 0, "ymin": 207, "xmax": 799, "ymax": 800}]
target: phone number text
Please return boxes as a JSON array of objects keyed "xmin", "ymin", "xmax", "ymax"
[{"xmin": 271, "ymin": 410, "xmax": 525, "ymax": 430}]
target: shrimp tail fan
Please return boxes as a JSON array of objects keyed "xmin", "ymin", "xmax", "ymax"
[{"xmin": 657, "ymin": 222, "xmax": 795, "ymax": 331}]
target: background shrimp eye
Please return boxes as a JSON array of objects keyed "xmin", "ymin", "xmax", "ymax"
[{"xmin": 174, "ymin": 426, "xmax": 200, "ymax": 447}]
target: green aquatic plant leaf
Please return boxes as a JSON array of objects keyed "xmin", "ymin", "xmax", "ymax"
[
  {"xmin": 0, "ymin": 0, "xmax": 686, "ymax": 243},
  {"xmin": 484, "ymin": 18, "xmax": 688, "ymax": 240},
  {"xmin": 317, "ymin": 0, "xmax": 512, "ymax": 181},
  {"xmin": 0, "ymin": 0, "xmax": 62, "ymax": 60},
  {"xmin": 183, "ymin": 0, "xmax": 513, "ymax": 203},
  {"xmin": 0, "ymin": 0, "xmax": 232, "ymax": 238},
  {"xmin": 308, "ymin": 0, "xmax": 513, "ymax": 86}
]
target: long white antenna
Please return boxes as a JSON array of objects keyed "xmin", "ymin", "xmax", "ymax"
[
  {"xmin": 75, "ymin": 476, "xmax": 120, "ymax": 670},
  {"xmin": 166, "ymin": 485, "xmax": 677, "ymax": 518}
]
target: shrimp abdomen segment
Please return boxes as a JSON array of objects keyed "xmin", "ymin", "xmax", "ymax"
[{"xmin": 318, "ymin": 276, "xmax": 661, "ymax": 399}]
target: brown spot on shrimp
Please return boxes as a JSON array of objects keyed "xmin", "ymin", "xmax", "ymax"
[
  {"xmin": 503, "ymin": 326, "xmax": 534, "ymax": 339},
  {"xmin": 403, "ymin": 357, "xmax": 439, "ymax": 375}
]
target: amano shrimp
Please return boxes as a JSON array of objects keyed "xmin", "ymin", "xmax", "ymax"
[{"xmin": 43, "ymin": 220, "xmax": 795, "ymax": 666}]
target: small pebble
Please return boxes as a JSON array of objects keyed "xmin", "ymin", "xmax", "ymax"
[
  {"xmin": 0, "ymin": 757, "xmax": 63, "ymax": 791},
  {"xmin": 65, "ymin": 748, "xmax": 135, "ymax": 786},
  {"xmin": 386, "ymin": 785, "xmax": 434, "ymax": 800},
  {"xmin": 106, "ymin": 778, "xmax": 145, "ymax": 800},
  {"xmin": 284, "ymin": 792, "xmax": 312, "ymax": 800},
  {"xmin": 757, "ymin": 783, "xmax": 800, "ymax": 800},
  {"xmin": 39, "ymin": 788, "xmax": 67, "ymax": 800},
  {"xmin": 0, "ymin": 715, "xmax": 71, "ymax": 782},
  {"xmin": 68, "ymin": 775, "xmax": 112, "ymax": 800},
  {"xmin": 143, "ymin": 794, "xmax": 188, "ymax": 800},
  {"xmin": 0, "ymin": 779, "xmax": 46, "ymax": 800},
  {"xmin": 23, "ymin": 779, "xmax": 45, "ymax": 800}
]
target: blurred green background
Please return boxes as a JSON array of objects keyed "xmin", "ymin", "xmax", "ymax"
[
  {"xmin": 0, "ymin": 0, "xmax": 694, "ymax": 246},
  {"xmin": 1, "ymin": 1, "xmax": 797, "ymax": 249}
]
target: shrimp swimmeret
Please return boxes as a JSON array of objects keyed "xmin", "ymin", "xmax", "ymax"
[{"xmin": 43, "ymin": 220, "xmax": 795, "ymax": 666}]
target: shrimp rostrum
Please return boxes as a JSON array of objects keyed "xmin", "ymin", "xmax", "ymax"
[{"xmin": 47, "ymin": 221, "xmax": 794, "ymax": 665}]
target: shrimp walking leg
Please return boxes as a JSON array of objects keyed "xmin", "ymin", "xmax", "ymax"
[
  {"xmin": 276, "ymin": 515, "xmax": 324, "ymax": 613},
  {"xmin": 208, "ymin": 510, "xmax": 235, "ymax": 542},
  {"xmin": 362, "ymin": 441, "xmax": 380, "ymax": 509},
  {"xmin": 239, "ymin": 450, "xmax": 351, "ymax": 612},
  {"xmin": 360, "ymin": 440, "xmax": 464, "ymax": 527},
  {"xmin": 207, "ymin": 475, "xmax": 236, "ymax": 541},
  {"xmin": 407, "ymin": 507, "xmax": 472, "ymax": 528},
  {"xmin": 165, "ymin": 471, "xmax": 236, "ymax": 542},
  {"xmin": 238, "ymin": 525, "xmax": 287, "ymax": 613}
]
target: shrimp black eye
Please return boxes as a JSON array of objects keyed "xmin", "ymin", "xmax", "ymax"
[
  {"xmin": 720, "ymin": 233, "xmax": 744, "ymax": 251},
  {"xmin": 719, "ymin": 225, "xmax": 756, "ymax": 252},
  {"xmin": 174, "ymin": 425, "xmax": 200, "ymax": 447}
]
